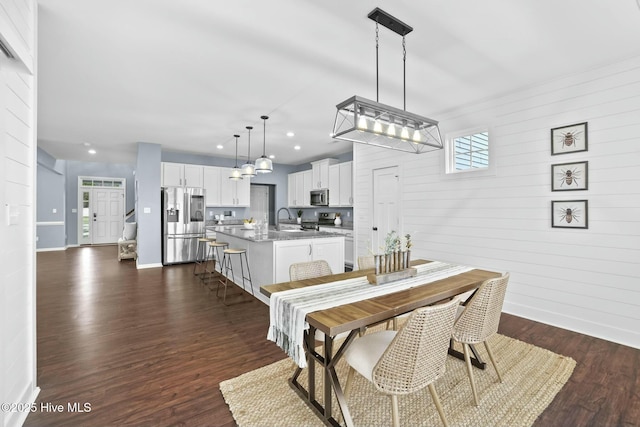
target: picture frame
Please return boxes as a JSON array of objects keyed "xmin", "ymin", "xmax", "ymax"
[
  {"xmin": 551, "ymin": 122, "xmax": 588, "ymax": 155},
  {"xmin": 551, "ymin": 161, "xmax": 588, "ymax": 191},
  {"xmin": 551, "ymin": 200, "xmax": 588, "ymax": 229}
]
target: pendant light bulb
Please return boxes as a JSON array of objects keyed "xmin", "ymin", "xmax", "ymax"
[
  {"xmin": 229, "ymin": 134, "xmax": 243, "ymax": 180},
  {"xmin": 242, "ymin": 126, "xmax": 256, "ymax": 177},
  {"xmin": 387, "ymin": 116, "xmax": 396, "ymax": 138},
  {"xmin": 373, "ymin": 111, "xmax": 383, "ymax": 134},
  {"xmin": 412, "ymin": 123, "xmax": 422, "ymax": 143},
  {"xmin": 400, "ymin": 120, "xmax": 410, "ymax": 140},
  {"xmin": 357, "ymin": 107, "xmax": 368, "ymax": 131},
  {"xmin": 255, "ymin": 115, "xmax": 273, "ymax": 174}
]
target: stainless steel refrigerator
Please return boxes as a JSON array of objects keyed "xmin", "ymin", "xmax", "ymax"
[{"xmin": 162, "ymin": 187, "xmax": 206, "ymax": 265}]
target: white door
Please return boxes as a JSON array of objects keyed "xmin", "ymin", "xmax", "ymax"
[
  {"xmin": 92, "ymin": 188, "xmax": 124, "ymax": 244},
  {"xmin": 78, "ymin": 177, "xmax": 126, "ymax": 245},
  {"xmin": 372, "ymin": 166, "xmax": 400, "ymax": 253}
]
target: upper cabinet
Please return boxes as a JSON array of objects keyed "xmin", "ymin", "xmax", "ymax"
[
  {"xmin": 161, "ymin": 162, "xmax": 204, "ymax": 188},
  {"xmin": 311, "ymin": 158, "xmax": 338, "ymax": 189},
  {"xmin": 219, "ymin": 167, "xmax": 250, "ymax": 207},
  {"xmin": 203, "ymin": 166, "xmax": 221, "ymax": 206},
  {"xmin": 204, "ymin": 166, "xmax": 250, "ymax": 207},
  {"xmin": 288, "ymin": 170, "xmax": 312, "ymax": 207},
  {"xmin": 329, "ymin": 161, "xmax": 353, "ymax": 207}
]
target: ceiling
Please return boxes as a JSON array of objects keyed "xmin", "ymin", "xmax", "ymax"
[{"xmin": 36, "ymin": 0, "xmax": 640, "ymax": 165}]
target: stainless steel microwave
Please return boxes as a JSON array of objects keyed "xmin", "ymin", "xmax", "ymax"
[{"xmin": 310, "ymin": 189, "xmax": 329, "ymax": 206}]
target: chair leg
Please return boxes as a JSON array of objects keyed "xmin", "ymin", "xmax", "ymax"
[
  {"xmin": 483, "ymin": 340, "xmax": 502, "ymax": 382},
  {"xmin": 462, "ymin": 343, "xmax": 479, "ymax": 406},
  {"xmin": 390, "ymin": 395, "xmax": 400, "ymax": 427},
  {"xmin": 428, "ymin": 383, "xmax": 449, "ymax": 427}
]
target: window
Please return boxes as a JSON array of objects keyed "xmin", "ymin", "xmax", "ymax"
[{"xmin": 446, "ymin": 129, "xmax": 491, "ymax": 174}]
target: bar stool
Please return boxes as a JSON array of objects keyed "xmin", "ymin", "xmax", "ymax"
[
  {"xmin": 217, "ymin": 248, "xmax": 254, "ymax": 305},
  {"xmin": 204, "ymin": 241, "xmax": 229, "ymax": 284},
  {"xmin": 193, "ymin": 237, "xmax": 215, "ymax": 278}
]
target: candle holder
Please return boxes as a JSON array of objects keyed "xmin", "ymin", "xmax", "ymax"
[{"xmin": 368, "ymin": 250, "xmax": 415, "ymax": 285}]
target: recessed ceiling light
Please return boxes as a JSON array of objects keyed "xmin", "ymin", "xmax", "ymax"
[
  {"xmin": 216, "ymin": 144, "xmax": 224, "ymax": 149},
  {"xmin": 88, "ymin": 149, "xmax": 96, "ymax": 154},
  {"xmin": 294, "ymin": 145, "xmax": 301, "ymax": 150},
  {"xmin": 286, "ymin": 131, "xmax": 295, "ymax": 137},
  {"xmin": 83, "ymin": 142, "xmax": 91, "ymax": 147},
  {"xmin": 269, "ymin": 155, "xmax": 275, "ymax": 159}
]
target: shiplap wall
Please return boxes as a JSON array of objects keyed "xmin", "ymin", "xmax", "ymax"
[
  {"xmin": 0, "ymin": 0, "xmax": 38, "ymax": 426},
  {"xmin": 354, "ymin": 55, "xmax": 640, "ymax": 349}
]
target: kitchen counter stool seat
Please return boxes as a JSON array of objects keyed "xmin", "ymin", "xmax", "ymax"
[{"xmin": 217, "ymin": 247, "xmax": 254, "ymax": 305}]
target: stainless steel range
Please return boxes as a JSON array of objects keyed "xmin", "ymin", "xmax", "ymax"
[{"xmin": 318, "ymin": 212, "xmax": 337, "ymax": 226}]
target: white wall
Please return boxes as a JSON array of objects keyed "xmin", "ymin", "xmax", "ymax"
[
  {"xmin": 0, "ymin": 1, "xmax": 38, "ymax": 426},
  {"xmin": 354, "ymin": 55, "xmax": 640, "ymax": 349}
]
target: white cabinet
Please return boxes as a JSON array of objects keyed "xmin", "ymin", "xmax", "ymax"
[
  {"xmin": 219, "ymin": 167, "xmax": 250, "ymax": 206},
  {"xmin": 203, "ymin": 166, "xmax": 221, "ymax": 206},
  {"xmin": 319, "ymin": 227, "xmax": 353, "ymax": 268},
  {"xmin": 311, "ymin": 158, "xmax": 338, "ymax": 189},
  {"xmin": 161, "ymin": 162, "xmax": 183, "ymax": 186},
  {"xmin": 161, "ymin": 162, "xmax": 204, "ymax": 187},
  {"xmin": 288, "ymin": 170, "xmax": 312, "ymax": 207},
  {"xmin": 273, "ymin": 237, "xmax": 344, "ymax": 283},
  {"xmin": 328, "ymin": 161, "xmax": 353, "ymax": 206}
]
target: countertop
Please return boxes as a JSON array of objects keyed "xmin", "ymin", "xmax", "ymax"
[{"xmin": 212, "ymin": 226, "xmax": 346, "ymax": 243}]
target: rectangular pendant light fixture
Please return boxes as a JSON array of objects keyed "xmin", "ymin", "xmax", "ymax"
[
  {"xmin": 332, "ymin": 95, "xmax": 443, "ymax": 154},
  {"xmin": 332, "ymin": 8, "xmax": 443, "ymax": 154}
]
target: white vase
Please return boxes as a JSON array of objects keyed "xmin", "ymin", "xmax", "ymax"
[
  {"xmin": 334, "ymin": 217, "xmax": 342, "ymax": 226},
  {"xmin": 297, "ymin": 217, "xmax": 302, "ymax": 224}
]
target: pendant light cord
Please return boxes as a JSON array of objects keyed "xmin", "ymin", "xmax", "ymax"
[
  {"xmin": 246, "ymin": 126, "xmax": 252, "ymax": 161},
  {"xmin": 234, "ymin": 135, "xmax": 240, "ymax": 167},
  {"xmin": 375, "ymin": 20, "xmax": 379, "ymax": 103},
  {"xmin": 261, "ymin": 116, "xmax": 268, "ymax": 155},
  {"xmin": 403, "ymin": 34, "xmax": 406, "ymax": 111}
]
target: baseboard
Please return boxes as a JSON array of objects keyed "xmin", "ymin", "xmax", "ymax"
[
  {"xmin": 136, "ymin": 262, "xmax": 163, "ymax": 270},
  {"xmin": 36, "ymin": 247, "xmax": 66, "ymax": 252},
  {"xmin": 503, "ymin": 301, "xmax": 639, "ymax": 350}
]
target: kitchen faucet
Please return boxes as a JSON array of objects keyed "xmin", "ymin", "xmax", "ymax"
[{"xmin": 275, "ymin": 207, "xmax": 293, "ymax": 231}]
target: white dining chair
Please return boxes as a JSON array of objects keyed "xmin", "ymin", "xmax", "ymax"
[
  {"xmin": 452, "ymin": 273, "xmax": 510, "ymax": 406},
  {"xmin": 343, "ymin": 297, "xmax": 460, "ymax": 427}
]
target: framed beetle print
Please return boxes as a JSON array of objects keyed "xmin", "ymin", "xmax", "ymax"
[
  {"xmin": 551, "ymin": 122, "xmax": 588, "ymax": 155},
  {"xmin": 551, "ymin": 161, "xmax": 588, "ymax": 191},
  {"xmin": 551, "ymin": 200, "xmax": 588, "ymax": 229}
]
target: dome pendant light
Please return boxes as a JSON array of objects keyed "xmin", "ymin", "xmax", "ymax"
[
  {"xmin": 255, "ymin": 115, "xmax": 273, "ymax": 173},
  {"xmin": 229, "ymin": 134, "xmax": 243, "ymax": 180},
  {"xmin": 241, "ymin": 126, "xmax": 256, "ymax": 177}
]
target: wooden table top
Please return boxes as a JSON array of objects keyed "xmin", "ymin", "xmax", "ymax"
[{"xmin": 260, "ymin": 259, "xmax": 501, "ymax": 336}]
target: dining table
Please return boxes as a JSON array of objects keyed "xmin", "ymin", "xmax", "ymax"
[{"xmin": 260, "ymin": 259, "xmax": 501, "ymax": 427}]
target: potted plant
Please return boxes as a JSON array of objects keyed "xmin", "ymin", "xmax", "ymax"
[
  {"xmin": 297, "ymin": 210, "xmax": 303, "ymax": 224},
  {"xmin": 334, "ymin": 212, "xmax": 342, "ymax": 226}
]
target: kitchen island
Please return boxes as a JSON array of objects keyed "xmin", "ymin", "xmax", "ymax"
[{"xmin": 209, "ymin": 226, "xmax": 345, "ymax": 304}]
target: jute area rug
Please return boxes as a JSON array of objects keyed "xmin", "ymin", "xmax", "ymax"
[{"xmin": 220, "ymin": 332, "xmax": 575, "ymax": 427}]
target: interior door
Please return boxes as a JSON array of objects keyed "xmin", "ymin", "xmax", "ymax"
[
  {"xmin": 372, "ymin": 166, "xmax": 400, "ymax": 253},
  {"xmin": 92, "ymin": 188, "xmax": 124, "ymax": 244}
]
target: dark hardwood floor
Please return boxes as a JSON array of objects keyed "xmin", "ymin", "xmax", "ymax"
[{"xmin": 26, "ymin": 246, "xmax": 639, "ymax": 426}]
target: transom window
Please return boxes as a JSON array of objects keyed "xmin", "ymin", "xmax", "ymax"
[{"xmin": 446, "ymin": 130, "xmax": 490, "ymax": 174}]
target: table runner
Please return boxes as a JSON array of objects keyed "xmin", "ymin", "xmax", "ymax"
[{"xmin": 267, "ymin": 261, "xmax": 473, "ymax": 367}]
